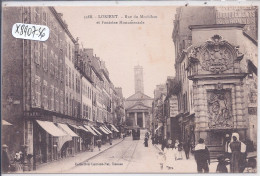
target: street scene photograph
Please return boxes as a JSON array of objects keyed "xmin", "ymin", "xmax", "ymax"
[{"xmin": 1, "ymin": 2, "xmax": 258, "ymax": 174}]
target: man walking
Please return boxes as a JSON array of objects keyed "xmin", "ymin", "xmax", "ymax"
[
  {"xmin": 183, "ymin": 141, "xmax": 191, "ymax": 159},
  {"xmin": 194, "ymin": 138, "xmax": 210, "ymax": 173},
  {"xmin": 2, "ymin": 144, "xmax": 10, "ymax": 173}
]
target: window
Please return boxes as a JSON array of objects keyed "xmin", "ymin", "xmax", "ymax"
[
  {"xmin": 60, "ymin": 91, "xmax": 64, "ymax": 114},
  {"xmin": 72, "ymin": 71, "xmax": 74, "ymax": 90},
  {"xmin": 54, "ymin": 54, "xmax": 59, "ymax": 79},
  {"xmin": 43, "ymin": 44, "xmax": 47, "ymax": 71},
  {"xmin": 43, "ymin": 11, "xmax": 47, "ymax": 25},
  {"xmin": 34, "ymin": 7, "xmax": 40, "ymax": 24},
  {"xmin": 69, "ymin": 67, "xmax": 71, "ymax": 88},
  {"xmin": 92, "ymin": 109, "xmax": 95, "ymax": 121},
  {"xmin": 69, "ymin": 44, "xmax": 71, "ymax": 61},
  {"xmin": 34, "ymin": 41, "xmax": 40, "ymax": 65},
  {"xmin": 89, "ymin": 107, "xmax": 91, "ymax": 120},
  {"xmin": 59, "ymin": 57, "xmax": 63, "ymax": 82},
  {"xmin": 69, "ymin": 94, "xmax": 72, "ymax": 116},
  {"xmin": 50, "ymin": 51, "xmax": 54, "ymax": 75},
  {"xmin": 65, "ymin": 65, "xmax": 68, "ymax": 86},
  {"xmin": 34, "ymin": 75, "xmax": 41, "ymax": 107},
  {"xmin": 86, "ymin": 105, "xmax": 89, "ymax": 119},
  {"xmin": 55, "ymin": 88, "xmax": 59, "ymax": 112},
  {"xmin": 88, "ymin": 87, "xmax": 90, "ymax": 99},
  {"xmin": 76, "ymin": 76, "xmax": 78, "ymax": 93},
  {"xmin": 65, "ymin": 93, "xmax": 68, "ymax": 115},
  {"xmin": 43, "ymin": 80, "xmax": 48, "ymax": 109},
  {"xmin": 50, "ymin": 85, "xmax": 54, "ymax": 111}
]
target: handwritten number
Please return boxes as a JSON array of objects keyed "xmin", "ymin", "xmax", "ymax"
[
  {"xmin": 20, "ymin": 25, "xmax": 24, "ymax": 35},
  {"xmin": 14, "ymin": 23, "xmax": 48, "ymax": 41},
  {"xmin": 15, "ymin": 24, "xmax": 21, "ymax": 34}
]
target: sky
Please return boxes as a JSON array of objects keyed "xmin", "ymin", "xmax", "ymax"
[{"xmin": 56, "ymin": 6, "xmax": 176, "ymax": 98}]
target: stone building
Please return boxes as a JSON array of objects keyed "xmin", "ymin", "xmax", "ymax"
[
  {"xmin": 125, "ymin": 66, "xmax": 153, "ymax": 129},
  {"xmin": 172, "ymin": 6, "xmax": 258, "ymax": 156},
  {"xmin": 152, "ymin": 84, "xmax": 167, "ymax": 136},
  {"xmin": 2, "ymin": 6, "xmax": 122, "ymax": 171}
]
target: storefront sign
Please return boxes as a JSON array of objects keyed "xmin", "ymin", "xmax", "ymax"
[{"xmin": 169, "ymin": 95, "xmax": 178, "ymax": 117}]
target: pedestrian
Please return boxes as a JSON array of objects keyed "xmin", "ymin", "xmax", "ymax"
[
  {"xmin": 2, "ymin": 144, "xmax": 10, "ymax": 173},
  {"xmin": 161, "ymin": 137, "xmax": 167, "ymax": 151},
  {"xmin": 97, "ymin": 138, "xmax": 102, "ymax": 151},
  {"xmin": 145, "ymin": 131, "xmax": 150, "ymax": 139},
  {"xmin": 155, "ymin": 134, "xmax": 158, "ymax": 144},
  {"xmin": 228, "ymin": 132, "xmax": 247, "ymax": 173},
  {"xmin": 144, "ymin": 137, "xmax": 148, "ymax": 147},
  {"xmin": 224, "ymin": 134, "xmax": 231, "ymax": 159},
  {"xmin": 157, "ymin": 151, "xmax": 166, "ymax": 170},
  {"xmin": 152, "ymin": 135, "xmax": 155, "ymax": 145},
  {"xmin": 183, "ymin": 141, "xmax": 191, "ymax": 159},
  {"xmin": 194, "ymin": 138, "xmax": 210, "ymax": 173},
  {"xmin": 165, "ymin": 144, "xmax": 174, "ymax": 170},
  {"xmin": 216, "ymin": 155, "xmax": 229, "ymax": 173},
  {"xmin": 109, "ymin": 136, "xmax": 112, "ymax": 145},
  {"xmin": 176, "ymin": 140, "xmax": 183, "ymax": 160}
]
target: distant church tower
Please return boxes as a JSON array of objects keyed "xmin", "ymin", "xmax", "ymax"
[{"xmin": 134, "ymin": 65, "xmax": 144, "ymax": 93}]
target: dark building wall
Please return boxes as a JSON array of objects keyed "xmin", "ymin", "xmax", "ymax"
[{"xmin": 2, "ymin": 7, "xmax": 25, "ymax": 157}]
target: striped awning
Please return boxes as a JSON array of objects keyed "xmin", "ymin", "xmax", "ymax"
[
  {"xmin": 103, "ymin": 125, "xmax": 113, "ymax": 133},
  {"xmin": 69, "ymin": 124, "xmax": 81, "ymax": 129},
  {"xmin": 84, "ymin": 125, "xmax": 97, "ymax": 136},
  {"xmin": 91, "ymin": 126, "xmax": 102, "ymax": 135},
  {"xmin": 36, "ymin": 120, "xmax": 67, "ymax": 137},
  {"xmin": 78, "ymin": 126, "xmax": 89, "ymax": 133},
  {"xmin": 111, "ymin": 124, "xmax": 119, "ymax": 132},
  {"xmin": 57, "ymin": 123, "xmax": 79, "ymax": 137},
  {"xmin": 99, "ymin": 126, "xmax": 109, "ymax": 134}
]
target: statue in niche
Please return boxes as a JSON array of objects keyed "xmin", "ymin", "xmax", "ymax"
[{"xmin": 207, "ymin": 90, "xmax": 232, "ymax": 128}]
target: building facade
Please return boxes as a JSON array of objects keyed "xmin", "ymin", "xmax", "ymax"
[
  {"xmin": 2, "ymin": 6, "xmax": 123, "ymax": 171},
  {"xmin": 171, "ymin": 6, "xmax": 258, "ymax": 157},
  {"xmin": 125, "ymin": 66, "xmax": 153, "ymax": 130}
]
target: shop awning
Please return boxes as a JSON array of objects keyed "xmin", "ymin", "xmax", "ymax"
[
  {"xmin": 103, "ymin": 125, "xmax": 113, "ymax": 133},
  {"xmin": 101, "ymin": 126, "xmax": 110, "ymax": 134},
  {"xmin": 84, "ymin": 125, "xmax": 97, "ymax": 136},
  {"xmin": 69, "ymin": 124, "xmax": 81, "ymax": 129},
  {"xmin": 99, "ymin": 126, "xmax": 109, "ymax": 134},
  {"xmin": 36, "ymin": 120, "xmax": 67, "ymax": 137},
  {"xmin": 2, "ymin": 120, "xmax": 13, "ymax": 126},
  {"xmin": 91, "ymin": 126, "xmax": 102, "ymax": 136},
  {"xmin": 58, "ymin": 123, "xmax": 79, "ymax": 137},
  {"xmin": 111, "ymin": 124, "xmax": 120, "ymax": 132},
  {"xmin": 154, "ymin": 126, "xmax": 162, "ymax": 132},
  {"xmin": 78, "ymin": 126, "xmax": 89, "ymax": 133}
]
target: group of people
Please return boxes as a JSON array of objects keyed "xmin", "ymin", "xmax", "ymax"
[
  {"xmin": 194, "ymin": 132, "xmax": 249, "ymax": 173},
  {"xmin": 156, "ymin": 132, "xmax": 250, "ymax": 173},
  {"xmin": 157, "ymin": 138, "xmax": 189, "ymax": 170},
  {"xmin": 2, "ymin": 144, "xmax": 29, "ymax": 173}
]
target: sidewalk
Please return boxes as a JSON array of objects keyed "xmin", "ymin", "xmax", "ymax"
[
  {"xmin": 27, "ymin": 138, "xmax": 124, "ymax": 173},
  {"xmin": 153, "ymin": 143, "xmax": 218, "ymax": 173},
  {"xmin": 153, "ymin": 143, "xmax": 257, "ymax": 173}
]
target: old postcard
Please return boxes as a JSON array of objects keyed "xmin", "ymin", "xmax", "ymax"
[{"xmin": 1, "ymin": 1, "xmax": 258, "ymax": 174}]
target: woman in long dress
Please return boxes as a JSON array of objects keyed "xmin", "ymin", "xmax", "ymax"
[
  {"xmin": 228, "ymin": 133, "xmax": 246, "ymax": 173},
  {"xmin": 174, "ymin": 140, "xmax": 183, "ymax": 160},
  {"xmin": 165, "ymin": 145, "xmax": 174, "ymax": 170}
]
